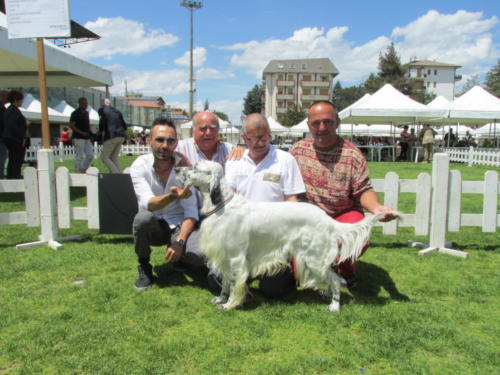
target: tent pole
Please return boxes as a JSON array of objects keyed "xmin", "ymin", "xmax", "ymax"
[{"xmin": 36, "ymin": 38, "xmax": 50, "ymax": 149}]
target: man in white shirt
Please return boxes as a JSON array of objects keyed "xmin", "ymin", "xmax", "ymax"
[
  {"xmin": 225, "ymin": 113, "xmax": 306, "ymax": 298},
  {"xmin": 176, "ymin": 111, "xmax": 234, "ymax": 166},
  {"xmin": 130, "ymin": 119, "xmax": 202, "ymax": 290}
]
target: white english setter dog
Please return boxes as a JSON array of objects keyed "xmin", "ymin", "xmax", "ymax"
[{"xmin": 176, "ymin": 160, "xmax": 390, "ymax": 312}]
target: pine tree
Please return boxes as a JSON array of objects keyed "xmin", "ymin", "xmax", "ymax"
[
  {"xmin": 484, "ymin": 59, "xmax": 500, "ymax": 97},
  {"xmin": 243, "ymin": 84, "xmax": 264, "ymax": 115}
]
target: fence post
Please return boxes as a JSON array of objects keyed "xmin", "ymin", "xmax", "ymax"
[
  {"xmin": 56, "ymin": 167, "xmax": 71, "ymax": 228},
  {"xmin": 383, "ymin": 172, "xmax": 399, "ymax": 235},
  {"xmin": 23, "ymin": 167, "xmax": 40, "ymax": 227},
  {"xmin": 468, "ymin": 146, "xmax": 474, "ymax": 167},
  {"xmin": 482, "ymin": 171, "xmax": 498, "ymax": 232},
  {"xmin": 86, "ymin": 167, "xmax": 100, "ymax": 229}
]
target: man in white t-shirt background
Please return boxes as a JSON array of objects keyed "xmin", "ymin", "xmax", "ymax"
[{"xmin": 225, "ymin": 113, "xmax": 305, "ymax": 298}]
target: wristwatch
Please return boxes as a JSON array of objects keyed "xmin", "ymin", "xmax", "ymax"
[{"xmin": 173, "ymin": 238, "xmax": 185, "ymax": 248}]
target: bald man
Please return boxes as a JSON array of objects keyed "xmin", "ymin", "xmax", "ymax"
[
  {"xmin": 176, "ymin": 111, "xmax": 234, "ymax": 166},
  {"xmin": 225, "ymin": 113, "xmax": 305, "ymax": 298}
]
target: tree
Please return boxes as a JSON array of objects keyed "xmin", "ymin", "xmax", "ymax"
[
  {"xmin": 363, "ymin": 73, "xmax": 384, "ymax": 94},
  {"xmin": 243, "ymin": 84, "xmax": 264, "ymax": 115},
  {"xmin": 281, "ymin": 105, "xmax": 306, "ymax": 127},
  {"xmin": 213, "ymin": 111, "xmax": 229, "ymax": 122},
  {"xmin": 484, "ymin": 59, "xmax": 500, "ymax": 97},
  {"xmin": 457, "ymin": 74, "xmax": 481, "ymax": 96},
  {"xmin": 332, "ymin": 81, "xmax": 365, "ymax": 111},
  {"xmin": 377, "ymin": 43, "xmax": 407, "ymax": 92}
]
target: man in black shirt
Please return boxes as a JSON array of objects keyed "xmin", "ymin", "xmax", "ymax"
[
  {"xmin": 69, "ymin": 97, "xmax": 94, "ymax": 173},
  {"xmin": 0, "ymin": 90, "xmax": 8, "ymax": 179},
  {"xmin": 98, "ymin": 98, "xmax": 127, "ymax": 173}
]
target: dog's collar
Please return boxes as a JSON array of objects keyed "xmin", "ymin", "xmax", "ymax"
[{"xmin": 205, "ymin": 195, "xmax": 234, "ymax": 217}]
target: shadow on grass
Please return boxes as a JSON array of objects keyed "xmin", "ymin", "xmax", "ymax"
[
  {"xmin": 215, "ymin": 260, "xmax": 411, "ymax": 311},
  {"xmin": 154, "ymin": 263, "xmax": 213, "ymax": 291}
]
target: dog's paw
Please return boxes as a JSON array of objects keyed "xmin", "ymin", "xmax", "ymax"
[
  {"xmin": 212, "ymin": 296, "xmax": 227, "ymax": 305},
  {"xmin": 326, "ymin": 303, "xmax": 340, "ymax": 313},
  {"xmin": 220, "ymin": 302, "xmax": 235, "ymax": 310}
]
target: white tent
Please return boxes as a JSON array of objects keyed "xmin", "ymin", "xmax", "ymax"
[
  {"xmin": 86, "ymin": 105, "xmax": 100, "ymax": 126},
  {"xmin": 338, "ymin": 93, "xmax": 372, "ymax": 119},
  {"xmin": 53, "ymin": 100, "xmax": 75, "ymax": 117},
  {"xmin": 267, "ymin": 116, "xmax": 291, "ymax": 133},
  {"xmin": 447, "ymin": 86, "xmax": 500, "ymax": 125},
  {"xmin": 340, "ymin": 84, "xmax": 447, "ymax": 125},
  {"xmin": 19, "ymin": 94, "xmax": 68, "ymax": 123},
  {"xmin": 427, "ymin": 95, "xmax": 450, "ymax": 109},
  {"xmin": 473, "ymin": 123, "xmax": 500, "ymax": 139}
]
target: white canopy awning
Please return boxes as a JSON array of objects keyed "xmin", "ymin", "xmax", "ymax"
[
  {"xmin": 340, "ymin": 84, "xmax": 447, "ymax": 124},
  {"xmin": 17, "ymin": 93, "xmax": 67, "ymax": 122},
  {"xmin": 0, "ymin": 13, "xmax": 113, "ymax": 87},
  {"xmin": 447, "ymin": 86, "xmax": 500, "ymax": 125}
]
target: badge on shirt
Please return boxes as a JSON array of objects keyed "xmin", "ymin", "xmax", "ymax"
[{"xmin": 263, "ymin": 173, "xmax": 281, "ymax": 183}]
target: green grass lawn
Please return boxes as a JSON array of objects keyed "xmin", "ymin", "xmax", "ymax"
[{"xmin": 0, "ymin": 158, "xmax": 499, "ymax": 374}]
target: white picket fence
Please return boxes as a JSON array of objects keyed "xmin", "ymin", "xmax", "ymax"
[
  {"xmin": 1, "ymin": 154, "xmax": 499, "ymax": 253},
  {"xmin": 25, "ymin": 143, "xmax": 151, "ymax": 162},
  {"xmin": 441, "ymin": 147, "xmax": 500, "ymax": 167}
]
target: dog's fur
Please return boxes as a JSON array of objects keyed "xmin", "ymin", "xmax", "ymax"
[{"xmin": 176, "ymin": 160, "xmax": 389, "ymax": 312}]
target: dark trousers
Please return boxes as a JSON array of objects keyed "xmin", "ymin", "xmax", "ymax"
[
  {"xmin": 3, "ymin": 138, "xmax": 25, "ymax": 179},
  {"xmin": 400, "ymin": 142, "xmax": 409, "ymax": 160},
  {"xmin": 132, "ymin": 210, "xmax": 205, "ymax": 266}
]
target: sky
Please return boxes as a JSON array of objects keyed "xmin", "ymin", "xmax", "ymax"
[{"xmin": 65, "ymin": 0, "xmax": 499, "ymax": 123}]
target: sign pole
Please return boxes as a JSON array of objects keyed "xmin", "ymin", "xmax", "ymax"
[{"xmin": 36, "ymin": 37, "xmax": 50, "ymax": 149}]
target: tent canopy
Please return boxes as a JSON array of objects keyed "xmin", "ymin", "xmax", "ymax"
[
  {"xmin": 340, "ymin": 84, "xmax": 447, "ymax": 124},
  {"xmin": 447, "ymin": 86, "xmax": 500, "ymax": 125},
  {"xmin": 0, "ymin": 12, "xmax": 112, "ymax": 87}
]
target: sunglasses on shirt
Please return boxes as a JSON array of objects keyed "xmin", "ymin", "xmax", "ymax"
[{"xmin": 154, "ymin": 137, "xmax": 177, "ymax": 146}]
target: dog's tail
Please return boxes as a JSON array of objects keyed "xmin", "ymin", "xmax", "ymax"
[{"xmin": 335, "ymin": 211, "xmax": 397, "ymax": 263}]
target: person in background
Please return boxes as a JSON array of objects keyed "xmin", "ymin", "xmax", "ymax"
[
  {"xmin": 60, "ymin": 127, "xmax": 72, "ymax": 147},
  {"xmin": 420, "ymin": 124, "xmax": 437, "ymax": 163},
  {"xmin": 290, "ymin": 101, "xmax": 397, "ymax": 288},
  {"xmin": 69, "ymin": 97, "xmax": 94, "ymax": 173},
  {"xmin": 407, "ymin": 128, "xmax": 417, "ymax": 162},
  {"xmin": 399, "ymin": 125, "xmax": 410, "ymax": 161},
  {"xmin": 98, "ymin": 98, "xmax": 127, "ymax": 173},
  {"xmin": 2, "ymin": 90, "xmax": 27, "ymax": 179},
  {"xmin": 0, "ymin": 90, "xmax": 8, "ymax": 179}
]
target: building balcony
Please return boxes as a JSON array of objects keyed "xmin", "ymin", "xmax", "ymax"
[
  {"xmin": 276, "ymin": 94, "xmax": 294, "ymax": 100},
  {"xmin": 301, "ymin": 80, "xmax": 330, "ymax": 87},
  {"xmin": 276, "ymin": 80, "xmax": 295, "ymax": 87},
  {"xmin": 301, "ymin": 94, "xmax": 330, "ymax": 101},
  {"xmin": 276, "ymin": 107, "xmax": 288, "ymax": 113}
]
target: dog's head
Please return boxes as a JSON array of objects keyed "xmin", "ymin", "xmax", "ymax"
[{"xmin": 176, "ymin": 161, "xmax": 224, "ymax": 205}]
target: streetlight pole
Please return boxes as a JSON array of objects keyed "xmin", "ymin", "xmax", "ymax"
[{"xmin": 180, "ymin": 1, "xmax": 203, "ymax": 119}]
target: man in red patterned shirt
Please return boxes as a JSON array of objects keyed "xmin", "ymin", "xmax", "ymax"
[{"xmin": 290, "ymin": 101, "xmax": 397, "ymax": 288}]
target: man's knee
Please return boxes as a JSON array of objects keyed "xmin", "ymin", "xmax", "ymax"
[{"xmin": 133, "ymin": 210, "xmax": 158, "ymax": 234}]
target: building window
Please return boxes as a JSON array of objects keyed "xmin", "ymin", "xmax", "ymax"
[
  {"xmin": 433, "ymin": 82, "xmax": 436, "ymax": 88},
  {"xmin": 319, "ymin": 88, "xmax": 329, "ymax": 95},
  {"xmin": 302, "ymin": 74, "xmax": 311, "ymax": 81},
  {"xmin": 278, "ymin": 101, "xmax": 283, "ymax": 108},
  {"xmin": 277, "ymin": 74, "xmax": 284, "ymax": 81},
  {"xmin": 427, "ymin": 69, "xmax": 431, "ymax": 75},
  {"xmin": 320, "ymin": 75, "xmax": 328, "ymax": 82},
  {"xmin": 434, "ymin": 69, "xmax": 437, "ymax": 75},
  {"xmin": 416, "ymin": 68, "xmax": 422, "ymax": 78},
  {"xmin": 303, "ymin": 88, "xmax": 311, "ymax": 95}
]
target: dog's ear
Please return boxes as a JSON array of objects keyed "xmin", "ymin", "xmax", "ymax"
[{"xmin": 209, "ymin": 171, "xmax": 223, "ymax": 206}]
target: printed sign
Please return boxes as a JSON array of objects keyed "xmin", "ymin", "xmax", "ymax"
[{"xmin": 6, "ymin": 0, "xmax": 71, "ymax": 39}]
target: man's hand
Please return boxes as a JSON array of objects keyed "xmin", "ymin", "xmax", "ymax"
[
  {"xmin": 165, "ymin": 241, "xmax": 184, "ymax": 262},
  {"xmin": 372, "ymin": 206, "xmax": 399, "ymax": 222},
  {"xmin": 170, "ymin": 186, "xmax": 192, "ymax": 200},
  {"xmin": 227, "ymin": 146, "xmax": 246, "ymax": 161}
]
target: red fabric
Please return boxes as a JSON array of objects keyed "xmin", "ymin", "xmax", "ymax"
[
  {"xmin": 60, "ymin": 130, "xmax": 70, "ymax": 142},
  {"xmin": 334, "ymin": 209, "xmax": 368, "ymax": 276},
  {"xmin": 291, "ymin": 209, "xmax": 368, "ymax": 280}
]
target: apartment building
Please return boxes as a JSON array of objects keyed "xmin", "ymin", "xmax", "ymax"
[
  {"xmin": 405, "ymin": 60, "xmax": 461, "ymax": 101},
  {"xmin": 262, "ymin": 58, "xmax": 339, "ymax": 122}
]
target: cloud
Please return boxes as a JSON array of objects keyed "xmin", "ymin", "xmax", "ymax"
[
  {"xmin": 196, "ymin": 68, "xmax": 235, "ymax": 80},
  {"xmin": 174, "ymin": 47, "xmax": 207, "ymax": 67},
  {"xmin": 222, "ymin": 10, "xmax": 498, "ymax": 84},
  {"xmin": 108, "ymin": 64, "xmax": 189, "ymax": 96},
  {"xmin": 68, "ymin": 17, "xmax": 178, "ymax": 59}
]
